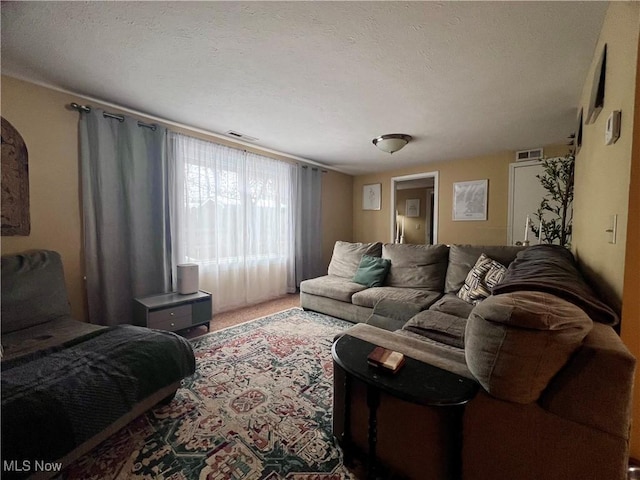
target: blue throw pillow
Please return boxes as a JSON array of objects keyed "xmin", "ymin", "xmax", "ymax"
[{"xmin": 353, "ymin": 255, "xmax": 391, "ymax": 287}]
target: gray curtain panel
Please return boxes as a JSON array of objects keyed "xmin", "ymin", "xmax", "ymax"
[
  {"xmin": 80, "ymin": 110, "xmax": 171, "ymax": 326},
  {"xmin": 295, "ymin": 165, "xmax": 323, "ymax": 286}
]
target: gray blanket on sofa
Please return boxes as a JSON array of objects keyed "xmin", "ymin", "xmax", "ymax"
[
  {"xmin": 1, "ymin": 325, "xmax": 195, "ymax": 473},
  {"xmin": 492, "ymin": 245, "xmax": 618, "ymax": 326}
]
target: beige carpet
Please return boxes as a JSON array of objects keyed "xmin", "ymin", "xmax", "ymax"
[{"xmin": 183, "ymin": 293, "xmax": 301, "ymax": 339}]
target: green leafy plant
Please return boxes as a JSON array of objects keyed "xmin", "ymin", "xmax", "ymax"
[{"xmin": 531, "ymin": 153, "xmax": 575, "ymax": 247}]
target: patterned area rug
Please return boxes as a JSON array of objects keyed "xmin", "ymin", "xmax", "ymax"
[{"xmin": 62, "ymin": 308, "xmax": 356, "ymax": 479}]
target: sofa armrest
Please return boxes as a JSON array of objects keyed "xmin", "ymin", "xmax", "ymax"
[
  {"xmin": 539, "ymin": 322, "xmax": 636, "ymax": 438},
  {"xmin": 339, "ymin": 323, "xmax": 472, "ymax": 379}
]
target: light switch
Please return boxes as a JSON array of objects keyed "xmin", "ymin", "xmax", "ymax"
[{"xmin": 606, "ymin": 214, "xmax": 617, "ymax": 244}]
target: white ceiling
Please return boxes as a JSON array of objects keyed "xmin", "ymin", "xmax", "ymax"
[{"xmin": 1, "ymin": 1, "xmax": 607, "ymax": 175}]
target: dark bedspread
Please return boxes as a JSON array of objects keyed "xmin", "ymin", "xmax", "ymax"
[
  {"xmin": 492, "ymin": 244, "xmax": 618, "ymax": 325},
  {"xmin": 1, "ymin": 325, "xmax": 195, "ymax": 473}
]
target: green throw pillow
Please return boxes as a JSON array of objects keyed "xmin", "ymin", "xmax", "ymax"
[{"xmin": 353, "ymin": 255, "xmax": 391, "ymax": 287}]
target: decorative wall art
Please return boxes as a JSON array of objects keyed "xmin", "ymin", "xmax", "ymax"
[
  {"xmin": 406, "ymin": 198, "xmax": 420, "ymax": 217},
  {"xmin": 362, "ymin": 183, "xmax": 381, "ymax": 210},
  {"xmin": 453, "ymin": 179, "xmax": 488, "ymax": 221},
  {"xmin": 1, "ymin": 117, "xmax": 30, "ymax": 236},
  {"xmin": 574, "ymin": 108, "xmax": 583, "ymax": 154},
  {"xmin": 586, "ymin": 44, "xmax": 607, "ymax": 124}
]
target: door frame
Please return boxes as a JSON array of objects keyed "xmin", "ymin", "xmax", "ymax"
[
  {"xmin": 507, "ymin": 159, "xmax": 542, "ymax": 246},
  {"xmin": 390, "ymin": 171, "xmax": 439, "ymax": 244}
]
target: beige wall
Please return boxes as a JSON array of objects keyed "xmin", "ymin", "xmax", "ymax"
[
  {"xmin": 572, "ymin": 2, "xmax": 639, "ymax": 313},
  {"xmin": 1, "ymin": 75, "xmax": 353, "ymax": 320},
  {"xmin": 353, "ymin": 144, "xmax": 569, "ymax": 246},
  {"xmin": 571, "ymin": 2, "xmax": 640, "ymax": 458},
  {"xmin": 622, "ymin": 15, "xmax": 640, "ymax": 461},
  {"xmin": 322, "ymin": 170, "xmax": 353, "ymax": 267},
  {"xmin": 1, "ymin": 76, "xmax": 87, "ymax": 320}
]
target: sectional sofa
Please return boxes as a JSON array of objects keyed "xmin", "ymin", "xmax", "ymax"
[
  {"xmin": 301, "ymin": 241, "xmax": 635, "ymax": 480},
  {"xmin": 301, "ymin": 241, "xmax": 524, "ymax": 324}
]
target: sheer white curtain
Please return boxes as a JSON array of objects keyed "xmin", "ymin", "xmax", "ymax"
[{"xmin": 169, "ymin": 132, "xmax": 296, "ymax": 313}]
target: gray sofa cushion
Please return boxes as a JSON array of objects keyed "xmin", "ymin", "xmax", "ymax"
[
  {"xmin": 403, "ymin": 310, "xmax": 467, "ymax": 349},
  {"xmin": 366, "ymin": 299, "xmax": 423, "ymax": 331},
  {"xmin": 429, "ymin": 293, "xmax": 474, "ymax": 318},
  {"xmin": 352, "ymin": 286, "xmax": 440, "ymax": 309},
  {"xmin": 444, "ymin": 244, "xmax": 524, "ymax": 294},
  {"xmin": 299, "ymin": 275, "xmax": 368, "ymax": 303},
  {"xmin": 1, "ymin": 250, "xmax": 72, "ymax": 334},
  {"xmin": 382, "ymin": 243, "xmax": 449, "ymax": 290},
  {"xmin": 327, "ymin": 241, "xmax": 383, "ymax": 279},
  {"xmin": 465, "ymin": 291, "xmax": 593, "ymax": 404}
]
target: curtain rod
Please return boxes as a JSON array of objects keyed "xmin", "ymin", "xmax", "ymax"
[
  {"xmin": 70, "ymin": 102, "xmax": 328, "ymax": 172},
  {"xmin": 70, "ymin": 102, "xmax": 157, "ymax": 131},
  {"xmin": 301, "ymin": 165, "xmax": 328, "ymax": 173}
]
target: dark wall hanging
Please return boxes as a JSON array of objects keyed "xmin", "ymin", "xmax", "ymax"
[
  {"xmin": 1, "ymin": 116, "xmax": 30, "ymax": 236},
  {"xmin": 586, "ymin": 44, "xmax": 607, "ymax": 124}
]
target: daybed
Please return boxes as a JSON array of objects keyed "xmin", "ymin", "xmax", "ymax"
[
  {"xmin": 302, "ymin": 241, "xmax": 635, "ymax": 480},
  {"xmin": 1, "ymin": 250, "xmax": 196, "ymax": 479}
]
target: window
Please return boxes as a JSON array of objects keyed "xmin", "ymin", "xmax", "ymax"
[{"xmin": 170, "ymin": 133, "xmax": 296, "ymax": 311}]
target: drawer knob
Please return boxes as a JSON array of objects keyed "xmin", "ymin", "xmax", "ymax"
[
  {"xmin": 170, "ymin": 322, "xmax": 175, "ymax": 327},
  {"xmin": 170, "ymin": 312, "xmax": 175, "ymax": 316}
]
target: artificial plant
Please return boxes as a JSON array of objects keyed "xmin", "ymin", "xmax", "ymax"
[{"xmin": 531, "ymin": 153, "xmax": 575, "ymax": 247}]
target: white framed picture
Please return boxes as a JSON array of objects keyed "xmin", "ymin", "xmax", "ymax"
[
  {"xmin": 406, "ymin": 198, "xmax": 420, "ymax": 217},
  {"xmin": 453, "ymin": 179, "xmax": 488, "ymax": 221},
  {"xmin": 363, "ymin": 183, "xmax": 381, "ymax": 210}
]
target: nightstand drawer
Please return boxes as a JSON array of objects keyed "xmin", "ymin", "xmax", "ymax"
[
  {"xmin": 148, "ymin": 304, "xmax": 191, "ymax": 323},
  {"xmin": 133, "ymin": 290, "xmax": 212, "ymax": 334},
  {"xmin": 148, "ymin": 312, "xmax": 192, "ymax": 331}
]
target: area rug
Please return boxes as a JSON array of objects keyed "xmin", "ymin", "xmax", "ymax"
[{"xmin": 62, "ymin": 308, "xmax": 356, "ymax": 479}]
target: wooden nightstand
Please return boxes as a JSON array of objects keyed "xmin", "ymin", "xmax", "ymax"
[{"xmin": 133, "ymin": 290, "xmax": 212, "ymax": 333}]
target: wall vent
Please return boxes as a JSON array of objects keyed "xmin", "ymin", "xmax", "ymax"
[
  {"xmin": 515, "ymin": 148, "xmax": 544, "ymax": 162},
  {"xmin": 226, "ymin": 130, "xmax": 258, "ymax": 142}
]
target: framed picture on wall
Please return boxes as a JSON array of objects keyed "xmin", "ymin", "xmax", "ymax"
[
  {"xmin": 453, "ymin": 179, "xmax": 488, "ymax": 221},
  {"xmin": 406, "ymin": 198, "xmax": 420, "ymax": 217},
  {"xmin": 363, "ymin": 183, "xmax": 381, "ymax": 210}
]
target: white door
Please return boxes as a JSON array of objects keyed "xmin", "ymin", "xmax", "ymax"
[{"xmin": 507, "ymin": 160, "xmax": 545, "ymax": 245}]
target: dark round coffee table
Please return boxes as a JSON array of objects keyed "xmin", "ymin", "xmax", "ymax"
[{"xmin": 332, "ymin": 334, "xmax": 478, "ymax": 479}]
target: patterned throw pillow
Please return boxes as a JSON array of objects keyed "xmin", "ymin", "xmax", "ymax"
[{"xmin": 457, "ymin": 253, "xmax": 507, "ymax": 304}]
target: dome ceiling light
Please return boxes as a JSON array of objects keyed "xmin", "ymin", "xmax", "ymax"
[{"xmin": 372, "ymin": 134, "xmax": 412, "ymax": 154}]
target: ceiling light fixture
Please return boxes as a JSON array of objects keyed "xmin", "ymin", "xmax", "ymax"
[{"xmin": 372, "ymin": 133, "xmax": 412, "ymax": 154}]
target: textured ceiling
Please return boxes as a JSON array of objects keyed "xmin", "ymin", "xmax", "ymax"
[{"xmin": 1, "ymin": 1, "xmax": 607, "ymax": 174}]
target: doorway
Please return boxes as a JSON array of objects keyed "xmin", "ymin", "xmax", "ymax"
[{"xmin": 390, "ymin": 172, "xmax": 439, "ymax": 244}]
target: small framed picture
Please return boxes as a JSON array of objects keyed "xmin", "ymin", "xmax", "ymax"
[
  {"xmin": 406, "ymin": 199, "xmax": 420, "ymax": 217},
  {"xmin": 453, "ymin": 179, "xmax": 488, "ymax": 221},
  {"xmin": 363, "ymin": 183, "xmax": 381, "ymax": 210}
]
